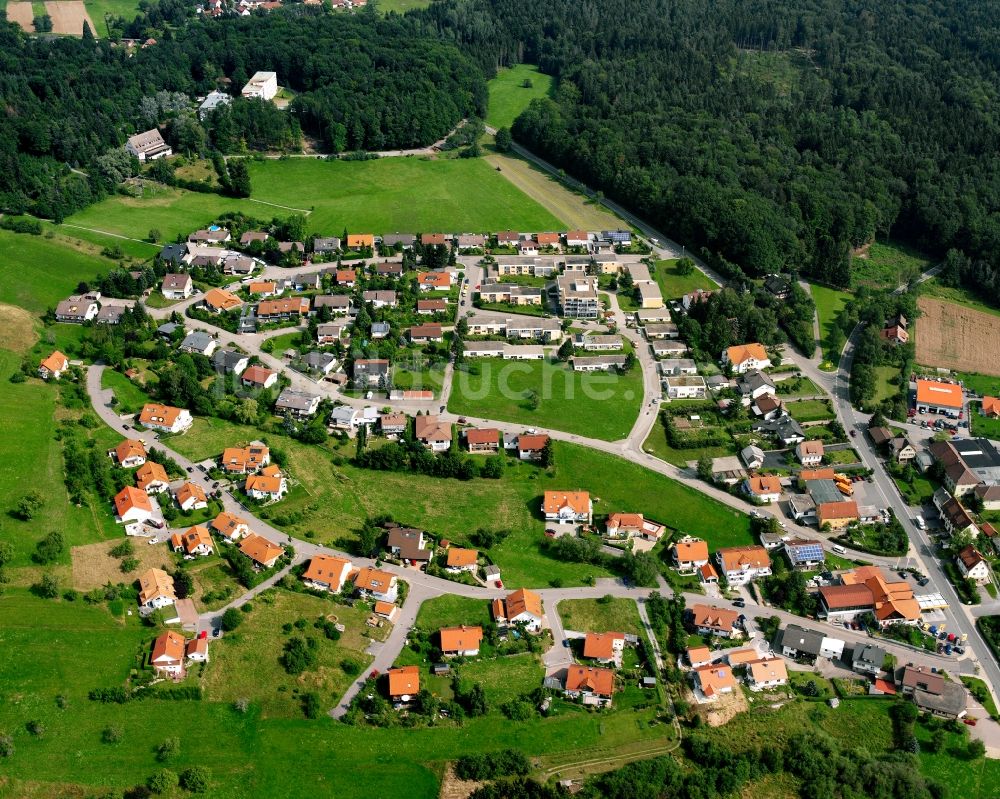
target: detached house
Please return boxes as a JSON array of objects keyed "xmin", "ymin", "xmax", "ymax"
[
  {"xmin": 693, "ymin": 664, "xmax": 737, "ymax": 702},
  {"xmin": 114, "ymin": 486, "xmax": 154, "ymax": 524},
  {"xmin": 274, "ymin": 389, "xmax": 320, "ymax": 419},
  {"xmin": 126, "ymin": 129, "xmax": 172, "ymax": 162},
  {"xmin": 746, "ymin": 657, "xmax": 788, "ymax": 690},
  {"xmin": 238, "ymin": 533, "xmax": 284, "ymax": 568},
  {"xmin": 516, "ymin": 433, "xmax": 549, "ymax": 461},
  {"xmin": 439, "ymin": 625, "xmax": 483, "ymax": 657},
  {"xmin": 202, "ymin": 288, "xmax": 243, "ymax": 313},
  {"xmin": 796, "ymin": 440, "xmax": 824, "ymax": 466},
  {"xmin": 715, "ymin": 546, "xmax": 771, "ymax": 585},
  {"xmin": 354, "ymin": 567, "xmax": 399, "ymax": 603},
  {"xmin": 446, "ymin": 547, "xmax": 479, "ymax": 573},
  {"xmin": 564, "ymin": 666, "xmax": 615, "ymax": 706},
  {"xmin": 723, "ymin": 343, "xmax": 772, "ymax": 374},
  {"xmin": 221, "ymin": 442, "xmax": 270, "ymax": 474},
  {"xmin": 388, "ymin": 665, "xmax": 419, "ymax": 702},
  {"xmin": 150, "ymin": 631, "xmax": 186, "ymax": 675},
  {"xmin": 672, "ymin": 537, "xmax": 710, "ymax": 571},
  {"xmin": 109, "ymin": 439, "xmax": 147, "ymax": 468},
  {"xmin": 415, "ymin": 415, "xmax": 452, "ymax": 452},
  {"xmin": 241, "ymin": 365, "xmax": 278, "ymax": 390},
  {"xmin": 138, "ymin": 403, "xmax": 192, "ymax": 434},
  {"xmin": 583, "ymin": 632, "xmax": 626, "ymax": 667},
  {"xmin": 417, "ymin": 271, "xmax": 452, "ymax": 291},
  {"xmin": 743, "ymin": 474, "xmax": 782, "ymax": 503},
  {"xmin": 174, "ymin": 482, "xmax": 208, "ymax": 512},
  {"xmin": 689, "ymin": 604, "xmax": 742, "ymax": 638},
  {"xmin": 211, "ymin": 511, "xmax": 250, "ymax": 542},
  {"xmin": 161, "ymin": 273, "xmax": 193, "ymax": 300},
  {"xmin": 55, "ymin": 295, "xmax": 99, "ymax": 323},
  {"xmin": 957, "ymin": 546, "xmax": 991, "ymax": 583},
  {"xmin": 303, "ymin": 555, "xmax": 353, "ymax": 593},
  {"xmin": 244, "ymin": 465, "xmax": 287, "ymax": 502},
  {"xmin": 38, "ymin": 351, "xmax": 69, "ymax": 380},
  {"xmin": 135, "ymin": 461, "xmax": 170, "ymax": 494},
  {"xmin": 137, "ymin": 568, "xmax": 176, "ymax": 610},
  {"xmin": 170, "ymin": 525, "xmax": 214, "ymax": 557},
  {"xmin": 465, "ymin": 428, "xmax": 500, "ymax": 453},
  {"xmin": 492, "ymin": 588, "xmax": 543, "ymax": 632},
  {"xmin": 543, "ymin": 491, "xmax": 593, "ymax": 525}
]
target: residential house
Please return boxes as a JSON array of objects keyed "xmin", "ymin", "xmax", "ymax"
[
  {"xmin": 665, "ymin": 375, "xmax": 707, "ymax": 399},
  {"xmin": 188, "ymin": 228, "xmax": 230, "ymax": 245},
  {"xmin": 174, "ymin": 482, "xmax": 208, "ymax": 512},
  {"xmin": 244, "ymin": 466, "xmax": 287, "ymax": 502},
  {"xmin": 651, "ymin": 340, "xmax": 688, "ymax": 358},
  {"xmin": 109, "ymin": 439, "xmax": 147, "ymax": 468},
  {"xmin": 375, "ymin": 262, "xmax": 403, "ymax": 277},
  {"xmin": 415, "ymin": 415, "xmax": 452, "ymax": 452},
  {"xmin": 889, "ymin": 436, "xmax": 917, "ymax": 463},
  {"xmin": 743, "ymin": 474, "xmax": 782, "ymax": 503},
  {"xmin": 492, "ymin": 588, "xmax": 543, "ymax": 632},
  {"xmin": 465, "ymin": 428, "xmax": 500, "ymax": 453},
  {"xmin": 202, "ymin": 288, "xmax": 243, "ymax": 313},
  {"xmin": 126, "ymin": 129, "xmax": 172, "ymax": 162},
  {"xmin": 687, "ymin": 646, "xmax": 713, "ymax": 668},
  {"xmin": 982, "ymin": 396, "xmax": 1000, "ymax": 418},
  {"xmin": 783, "ymin": 539, "xmax": 825, "ymax": 569},
  {"xmin": 274, "ymin": 389, "xmax": 320, "ymax": 419},
  {"xmin": 417, "ymin": 272, "xmax": 452, "ymax": 291},
  {"xmin": 957, "ymin": 546, "xmax": 991, "ymax": 583},
  {"xmin": 238, "ymin": 533, "xmax": 284, "ymax": 568},
  {"xmin": 555, "ymin": 271, "xmax": 600, "ymax": 319},
  {"xmin": 55, "ymin": 294, "xmax": 99, "ymax": 323},
  {"xmin": 764, "ymin": 275, "xmax": 791, "ymax": 299},
  {"xmin": 409, "ymin": 323, "xmax": 444, "ymax": 343},
  {"xmin": 241, "ymin": 365, "xmax": 278, "ymax": 390},
  {"xmin": 170, "ymin": 525, "xmax": 214, "ymax": 557},
  {"xmin": 221, "ymin": 442, "xmax": 270, "ymax": 474},
  {"xmin": 673, "ymin": 537, "xmax": 710, "ymax": 571},
  {"xmin": 316, "ymin": 323, "xmax": 346, "ymax": 345},
  {"xmin": 796, "ymin": 440, "xmax": 824, "ymax": 466},
  {"xmin": 915, "ymin": 379, "xmax": 963, "ymax": 417},
  {"xmin": 689, "ymin": 604, "xmax": 742, "ymax": 638},
  {"xmin": 693, "ymin": 664, "xmax": 737, "ymax": 702},
  {"xmin": 302, "ymin": 351, "xmax": 338, "ymax": 377},
  {"xmin": 135, "ymin": 460, "xmax": 170, "ymax": 494},
  {"xmin": 737, "ymin": 371, "xmax": 776, "ymax": 405},
  {"xmin": 221, "ymin": 254, "xmax": 255, "ymax": 276},
  {"xmin": 417, "ymin": 299, "xmax": 447, "ymax": 315},
  {"xmin": 241, "ymin": 70, "xmax": 278, "ymax": 100},
  {"xmin": 247, "ymin": 280, "xmax": 280, "ymax": 298},
  {"xmin": 778, "ymin": 624, "xmax": 844, "ymax": 661},
  {"xmin": 211, "ymin": 511, "xmax": 250, "ymax": 542},
  {"xmin": 446, "ymin": 547, "xmax": 479, "ymax": 573},
  {"xmin": 239, "ymin": 230, "xmax": 269, "ymax": 246},
  {"xmin": 439, "ymin": 626, "xmax": 483, "ymax": 657},
  {"xmin": 114, "ymin": 486, "xmax": 154, "ymax": 524},
  {"xmin": 150, "ymin": 631, "xmax": 186, "ymax": 675},
  {"xmin": 186, "ymin": 636, "xmax": 209, "ymax": 664},
  {"xmin": 38, "ymin": 350, "xmax": 69, "ymax": 381},
  {"xmin": 575, "ymin": 334, "xmax": 624, "ymax": 352},
  {"xmin": 816, "ymin": 499, "xmax": 859, "ymax": 529},
  {"xmin": 716, "ymin": 546, "xmax": 772, "ymax": 585},
  {"xmin": 564, "ymin": 665, "xmax": 615, "ymax": 706},
  {"xmin": 388, "ymin": 665, "xmax": 420, "ymax": 702},
  {"xmin": 362, "ymin": 290, "xmax": 398, "ymax": 309},
  {"xmin": 313, "ymin": 295, "xmax": 351, "ymax": 315},
  {"xmin": 643, "ymin": 323, "xmax": 680, "ymax": 340},
  {"xmin": 96, "ymin": 303, "xmax": 132, "ymax": 325},
  {"xmin": 303, "ymin": 555, "xmax": 353, "ymax": 593},
  {"xmin": 583, "ymin": 632, "xmax": 626, "ymax": 667},
  {"xmin": 374, "ymin": 601, "xmax": 400, "ymax": 622},
  {"xmin": 137, "ymin": 568, "xmax": 176, "ymax": 610},
  {"xmin": 753, "ymin": 394, "xmax": 784, "ymax": 420},
  {"xmin": 354, "ymin": 567, "xmax": 399, "ymax": 603},
  {"xmin": 379, "ymin": 413, "xmax": 407, "ymax": 437},
  {"xmin": 723, "ymin": 343, "xmax": 772, "ymax": 374},
  {"xmin": 852, "ymin": 644, "xmax": 887, "ymax": 675},
  {"xmin": 387, "ymin": 526, "xmax": 432, "ymax": 564},
  {"xmin": 741, "ymin": 444, "xmax": 765, "ymax": 470},
  {"xmin": 179, "ymin": 331, "xmax": 218, "ymax": 358},
  {"xmin": 605, "ymin": 513, "xmax": 644, "ymax": 539},
  {"xmin": 564, "ymin": 230, "xmax": 590, "ymax": 248},
  {"xmin": 975, "ymin": 483, "xmax": 1000, "ymax": 511},
  {"xmin": 257, "ymin": 297, "xmax": 310, "ymax": 322},
  {"xmin": 746, "ymin": 658, "xmax": 788, "ymax": 690},
  {"xmin": 353, "ymin": 359, "xmax": 390, "ymax": 388},
  {"xmin": 313, "ymin": 236, "xmax": 341, "ymax": 253},
  {"xmin": 543, "ymin": 490, "xmax": 593, "ymax": 525},
  {"xmin": 211, "ymin": 349, "xmax": 250, "ymax": 376},
  {"xmin": 574, "ymin": 355, "xmax": 628, "ymax": 372},
  {"xmin": 456, "ymin": 233, "xmax": 485, "ymax": 249},
  {"xmin": 161, "ymin": 273, "xmax": 193, "ymax": 299},
  {"xmin": 658, "ymin": 358, "xmax": 698, "ymax": 377},
  {"xmin": 938, "ymin": 495, "xmax": 979, "ymax": 538},
  {"xmin": 898, "ymin": 665, "xmax": 967, "ymax": 719},
  {"xmin": 517, "ymin": 433, "xmax": 549, "ymax": 461}
]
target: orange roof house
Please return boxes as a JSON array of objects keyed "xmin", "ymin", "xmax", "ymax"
[
  {"xmin": 606, "ymin": 513, "xmax": 645, "ymax": 536},
  {"xmin": 687, "ymin": 646, "xmax": 712, "ymax": 667},
  {"xmin": 817, "ymin": 500, "xmax": 860, "ymax": 529},
  {"xmin": 114, "ymin": 485, "xmax": 153, "ymax": 522},
  {"xmin": 744, "ymin": 474, "xmax": 782, "ymax": 499},
  {"xmin": 542, "ymin": 490, "xmax": 592, "ymax": 523},
  {"xmin": 137, "ymin": 567, "xmax": 175, "ymax": 608},
  {"xmin": 715, "ymin": 546, "xmax": 771, "ymax": 584},
  {"xmin": 138, "ymin": 403, "xmax": 191, "ymax": 433},
  {"xmin": 446, "ymin": 547, "xmax": 479, "ymax": 569},
  {"xmin": 303, "ymin": 554, "xmax": 353, "ymax": 592},
  {"xmin": 465, "ymin": 428, "xmax": 500, "ymax": 452},
  {"xmin": 799, "ymin": 467, "xmax": 836, "ymax": 481},
  {"xmin": 494, "ymin": 587, "xmax": 543, "ymax": 631},
  {"xmin": 417, "ymin": 272, "xmax": 451, "ymax": 289},
  {"xmin": 726, "ymin": 648, "xmax": 761, "ymax": 666},
  {"xmin": 439, "ymin": 625, "xmax": 484, "ymax": 656},
  {"xmin": 38, "ymin": 350, "xmax": 69, "ymax": 379},
  {"xmin": 747, "ymin": 657, "xmax": 788, "ymax": 689},
  {"xmin": 211, "ymin": 511, "xmax": 250, "ymax": 541},
  {"xmin": 135, "ymin": 461, "xmax": 170, "ymax": 492},
  {"xmin": 353, "ymin": 567, "xmax": 398, "ymax": 601},
  {"xmin": 583, "ymin": 632, "xmax": 625, "ymax": 664},
  {"xmin": 241, "ymin": 365, "xmax": 277, "ymax": 388},
  {"xmin": 690, "ymin": 603, "xmax": 741, "ymax": 636},
  {"xmin": 238, "ymin": 533, "xmax": 283, "ymax": 568},
  {"xmin": 673, "ymin": 537, "xmax": 710, "ymax": 568},
  {"xmin": 170, "ymin": 525, "xmax": 214, "ymax": 556},
  {"xmin": 244, "ymin": 470, "xmax": 287, "ymax": 500},
  {"xmin": 694, "ymin": 664, "xmax": 736, "ymax": 698},
  {"xmin": 388, "ymin": 665, "xmax": 420, "ymax": 699},
  {"xmin": 983, "ymin": 396, "xmax": 1000, "ymax": 418},
  {"xmin": 536, "ymin": 232, "xmax": 561, "ymax": 246},
  {"xmin": 565, "ymin": 665, "xmax": 615, "ymax": 699},
  {"xmin": 421, "ymin": 233, "xmax": 448, "ymax": 246},
  {"xmin": 150, "ymin": 630, "xmax": 186, "ymax": 673},
  {"xmin": 174, "ymin": 481, "xmax": 207, "ymax": 511},
  {"xmin": 725, "ymin": 343, "xmax": 770, "ymax": 371},
  {"xmin": 221, "ymin": 443, "xmax": 270, "ymax": 474},
  {"xmin": 347, "ymin": 233, "xmax": 374, "ymax": 249},
  {"xmin": 110, "ymin": 438, "xmax": 147, "ymax": 467},
  {"xmin": 203, "ymin": 287, "xmax": 243, "ymax": 312},
  {"xmin": 915, "ymin": 379, "xmax": 963, "ymax": 411},
  {"xmin": 257, "ymin": 297, "xmax": 310, "ymax": 318}
]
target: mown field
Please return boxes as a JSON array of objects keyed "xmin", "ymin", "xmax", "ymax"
[
  {"xmin": 486, "ymin": 64, "xmax": 555, "ymax": 130},
  {"xmin": 655, "ymin": 259, "xmax": 717, "ymax": 299},
  {"xmin": 810, "ymin": 283, "xmax": 852, "ymax": 365}
]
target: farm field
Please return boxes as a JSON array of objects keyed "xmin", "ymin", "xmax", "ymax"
[
  {"xmin": 45, "ymin": 0, "xmax": 96, "ymax": 34},
  {"xmin": 447, "ymin": 357, "xmax": 643, "ymax": 441},
  {"xmin": 654, "ymin": 259, "xmax": 717, "ymax": 299},
  {"xmin": 6, "ymin": 1, "xmax": 35, "ymax": 30},
  {"xmin": 916, "ymin": 296, "xmax": 1000, "ymax": 377},
  {"xmin": 486, "ymin": 64, "xmax": 555, "ymax": 130},
  {"xmin": 809, "ymin": 283, "xmax": 852, "ymax": 365},
  {"xmin": 83, "ymin": 0, "xmax": 143, "ymax": 31},
  {"xmin": 919, "ymin": 279, "xmax": 1000, "ymax": 320},
  {"xmin": 557, "ymin": 597, "xmax": 644, "ymax": 637}
]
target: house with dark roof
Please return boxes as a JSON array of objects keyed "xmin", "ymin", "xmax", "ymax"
[
  {"xmin": 898, "ymin": 665, "xmax": 967, "ymax": 719},
  {"xmin": 851, "ymin": 644, "xmax": 887, "ymax": 675}
]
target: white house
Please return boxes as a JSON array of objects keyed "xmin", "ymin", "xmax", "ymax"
[
  {"xmin": 161, "ymin": 273, "xmax": 193, "ymax": 300},
  {"xmin": 957, "ymin": 546, "xmax": 991, "ymax": 584},
  {"xmin": 150, "ymin": 631, "xmax": 186, "ymax": 675},
  {"xmin": 138, "ymin": 403, "xmax": 193, "ymax": 434},
  {"xmin": 715, "ymin": 546, "xmax": 772, "ymax": 586},
  {"xmin": 137, "ymin": 568, "xmax": 176, "ymax": 610},
  {"xmin": 723, "ymin": 343, "xmax": 772, "ymax": 374},
  {"xmin": 126, "ymin": 129, "xmax": 172, "ymax": 162},
  {"xmin": 113, "ymin": 486, "xmax": 154, "ymax": 525},
  {"xmin": 354, "ymin": 567, "xmax": 399, "ymax": 603},
  {"xmin": 242, "ymin": 71, "xmax": 278, "ymax": 101},
  {"xmin": 492, "ymin": 588, "xmax": 544, "ymax": 633}
]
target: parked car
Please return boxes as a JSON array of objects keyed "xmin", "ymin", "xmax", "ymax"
[
  {"xmin": 733, "ymin": 598, "xmax": 746, "ymax": 608},
  {"xmin": 849, "ymin": 430, "xmax": 857, "ymax": 438}
]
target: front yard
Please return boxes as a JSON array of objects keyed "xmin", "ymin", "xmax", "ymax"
[{"xmin": 557, "ymin": 597, "xmax": 644, "ymax": 637}]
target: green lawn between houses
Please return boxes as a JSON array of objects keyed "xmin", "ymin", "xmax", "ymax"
[
  {"xmin": 784, "ymin": 398, "xmax": 835, "ymax": 423},
  {"xmin": 64, "ymin": 156, "xmax": 564, "ymax": 243},
  {"xmin": 166, "ymin": 418, "xmax": 752, "ymax": 587},
  {"xmin": 447, "ymin": 357, "xmax": 644, "ymax": 441},
  {"xmin": 809, "ymin": 283, "xmax": 852, "ymax": 365},
  {"xmin": 653, "ymin": 258, "xmax": 717, "ymax": 300},
  {"xmin": 557, "ymin": 597, "xmax": 644, "ymax": 637},
  {"xmin": 101, "ymin": 367, "xmax": 154, "ymax": 414},
  {"xmin": 485, "ymin": 64, "xmax": 555, "ymax": 130}
]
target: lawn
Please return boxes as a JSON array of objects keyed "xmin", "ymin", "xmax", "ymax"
[
  {"xmin": 0, "ymin": 228, "xmax": 119, "ymax": 314},
  {"xmin": 774, "ymin": 375, "xmax": 824, "ymax": 399},
  {"xmin": 378, "ymin": 0, "xmax": 432, "ymax": 12},
  {"xmin": 556, "ymin": 597, "xmax": 643, "ymax": 637},
  {"xmin": 785, "ymin": 399, "xmax": 835, "ymax": 423},
  {"xmin": 653, "ymin": 259, "xmax": 717, "ymax": 299},
  {"xmin": 200, "ymin": 590, "xmax": 375, "ymax": 718},
  {"xmin": 392, "ymin": 359, "xmax": 447, "ymax": 394},
  {"xmin": 915, "ymin": 718, "xmax": 1000, "ymax": 799},
  {"xmin": 415, "ymin": 595, "xmax": 492, "ymax": 631},
  {"xmin": 873, "ymin": 365, "xmax": 902, "ymax": 403},
  {"xmin": 101, "ymin": 367, "xmax": 153, "ymax": 414},
  {"xmin": 486, "ymin": 64, "xmax": 555, "ymax": 130},
  {"xmin": 458, "ymin": 653, "xmax": 544, "ymax": 707},
  {"xmin": 447, "ymin": 357, "xmax": 644, "ymax": 441},
  {"xmin": 84, "ymin": 0, "xmax": 143, "ymax": 34},
  {"xmin": 892, "ymin": 473, "xmax": 938, "ymax": 506},
  {"xmin": 809, "ymin": 283, "xmax": 852, "ymax": 365},
  {"xmin": 824, "ymin": 448, "xmax": 861, "ymax": 466},
  {"xmin": 971, "ymin": 412, "xmax": 1000, "ymax": 441},
  {"xmin": 851, "ymin": 240, "xmax": 934, "ymax": 290},
  {"xmin": 641, "ymin": 423, "xmax": 736, "ymax": 467}
]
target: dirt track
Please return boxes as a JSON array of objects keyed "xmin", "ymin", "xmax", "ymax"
[
  {"xmin": 6, "ymin": 2, "xmax": 36, "ymax": 31},
  {"xmin": 916, "ymin": 296, "xmax": 1000, "ymax": 376},
  {"xmin": 44, "ymin": 1, "xmax": 96, "ymax": 35}
]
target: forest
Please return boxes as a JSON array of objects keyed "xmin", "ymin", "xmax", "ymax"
[
  {"xmin": 0, "ymin": 10, "xmax": 483, "ymax": 219},
  {"xmin": 421, "ymin": 0, "xmax": 1000, "ymax": 290}
]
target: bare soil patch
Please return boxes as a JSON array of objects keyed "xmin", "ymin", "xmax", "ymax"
[
  {"xmin": 5, "ymin": 2, "xmax": 35, "ymax": 31},
  {"xmin": 0, "ymin": 303, "xmax": 39, "ymax": 354},
  {"xmin": 44, "ymin": 1, "xmax": 96, "ymax": 35},
  {"xmin": 71, "ymin": 538, "xmax": 174, "ymax": 591},
  {"xmin": 916, "ymin": 296, "xmax": 1000, "ymax": 376},
  {"xmin": 438, "ymin": 764, "xmax": 483, "ymax": 799},
  {"xmin": 697, "ymin": 686, "xmax": 748, "ymax": 727}
]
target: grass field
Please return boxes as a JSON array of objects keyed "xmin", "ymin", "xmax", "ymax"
[
  {"xmin": 68, "ymin": 158, "xmax": 565, "ymax": 240},
  {"xmin": 654, "ymin": 259, "xmax": 717, "ymax": 299},
  {"xmin": 851, "ymin": 241, "xmax": 933, "ymax": 290},
  {"xmin": 971, "ymin": 412, "xmax": 1000, "ymax": 441},
  {"xmin": 378, "ymin": 0, "xmax": 431, "ymax": 12},
  {"xmin": 415, "ymin": 596, "xmax": 492, "ymax": 631},
  {"xmin": 486, "ymin": 65, "xmax": 555, "ymax": 130},
  {"xmin": 641, "ymin": 424, "xmax": 735, "ymax": 467},
  {"xmin": 785, "ymin": 399, "xmax": 834, "ymax": 423},
  {"xmin": 557, "ymin": 597, "xmax": 643, "ymax": 637},
  {"xmin": 873, "ymin": 365, "xmax": 902, "ymax": 403},
  {"xmin": 919, "ymin": 279, "xmax": 1000, "ymax": 320},
  {"xmin": 101, "ymin": 368, "xmax": 153, "ymax": 414},
  {"xmin": 447, "ymin": 357, "xmax": 643, "ymax": 441},
  {"xmin": 0, "ymin": 229, "xmax": 119, "ymax": 314},
  {"xmin": 809, "ymin": 284, "xmax": 852, "ymax": 365},
  {"xmin": 774, "ymin": 375, "xmax": 823, "ymax": 399}
]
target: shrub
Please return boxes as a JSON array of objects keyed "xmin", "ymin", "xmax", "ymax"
[
  {"xmin": 156, "ymin": 736, "xmax": 180, "ymax": 761},
  {"xmin": 179, "ymin": 766, "xmax": 211, "ymax": 793},
  {"xmin": 221, "ymin": 607, "xmax": 243, "ymax": 631},
  {"xmin": 302, "ymin": 691, "xmax": 322, "ymax": 719},
  {"xmin": 102, "ymin": 724, "xmax": 123, "ymax": 744},
  {"xmin": 454, "ymin": 749, "xmax": 531, "ymax": 781},
  {"xmin": 0, "ymin": 734, "xmax": 14, "ymax": 757},
  {"xmin": 147, "ymin": 768, "xmax": 178, "ymax": 794},
  {"xmin": 26, "ymin": 720, "xmax": 44, "ymax": 737}
]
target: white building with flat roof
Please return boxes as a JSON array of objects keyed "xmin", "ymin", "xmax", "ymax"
[{"xmin": 242, "ymin": 71, "xmax": 278, "ymax": 101}]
